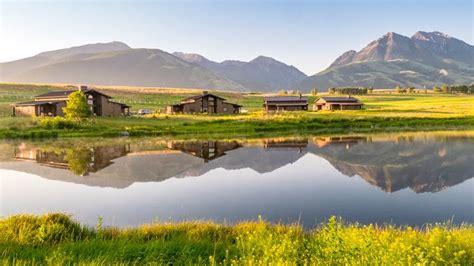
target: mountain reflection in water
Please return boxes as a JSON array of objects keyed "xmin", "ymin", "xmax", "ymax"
[{"xmin": 2, "ymin": 133, "xmax": 473, "ymax": 193}]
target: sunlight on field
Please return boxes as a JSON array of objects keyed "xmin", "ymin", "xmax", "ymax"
[{"xmin": 0, "ymin": 83, "xmax": 473, "ymax": 120}]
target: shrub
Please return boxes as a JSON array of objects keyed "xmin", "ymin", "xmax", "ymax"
[
  {"xmin": 328, "ymin": 87, "xmax": 368, "ymax": 95},
  {"xmin": 39, "ymin": 117, "xmax": 78, "ymax": 129}
]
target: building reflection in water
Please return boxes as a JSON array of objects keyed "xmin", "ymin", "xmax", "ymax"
[
  {"xmin": 8, "ymin": 134, "xmax": 474, "ymax": 194},
  {"xmin": 166, "ymin": 140, "xmax": 242, "ymax": 162},
  {"xmin": 263, "ymin": 139, "xmax": 308, "ymax": 153},
  {"xmin": 14, "ymin": 144, "xmax": 131, "ymax": 176}
]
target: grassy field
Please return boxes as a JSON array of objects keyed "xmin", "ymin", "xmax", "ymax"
[
  {"xmin": 1, "ymin": 214, "xmax": 473, "ymax": 265},
  {"xmin": 0, "ymin": 83, "xmax": 473, "ymax": 138}
]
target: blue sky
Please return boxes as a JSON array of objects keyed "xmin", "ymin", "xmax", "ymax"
[{"xmin": 0, "ymin": 0, "xmax": 472, "ymax": 74}]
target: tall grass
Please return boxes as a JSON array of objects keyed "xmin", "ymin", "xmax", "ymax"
[{"xmin": 1, "ymin": 214, "xmax": 473, "ymax": 264}]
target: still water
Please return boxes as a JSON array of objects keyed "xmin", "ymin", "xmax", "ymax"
[{"xmin": 0, "ymin": 132, "xmax": 473, "ymax": 227}]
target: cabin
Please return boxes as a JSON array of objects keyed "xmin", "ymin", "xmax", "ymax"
[
  {"xmin": 313, "ymin": 96, "xmax": 363, "ymax": 111},
  {"xmin": 166, "ymin": 91, "xmax": 241, "ymax": 114},
  {"xmin": 263, "ymin": 96, "xmax": 308, "ymax": 112},
  {"xmin": 12, "ymin": 86, "xmax": 130, "ymax": 117}
]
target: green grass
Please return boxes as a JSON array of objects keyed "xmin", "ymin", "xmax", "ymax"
[
  {"xmin": 0, "ymin": 113, "xmax": 473, "ymax": 139},
  {"xmin": 0, "ymin": 214, "xmax": 472, "ymax": 265},
  {"xmin": 0, "ymin": 83, "xmax": 473, "ymax": 139}
]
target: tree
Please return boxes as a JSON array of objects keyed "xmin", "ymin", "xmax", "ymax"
[
  {"xmin": 368, "ymin": 87, "xmax": 374, "ymax": 94},
  {"xmin": 278, "ymin": 89, "xmax": 287, "ymax": 95},
  {"xmin": 310, "ymin": 88, "xmax": 318, "ymax": 96},
  {"xmin": 408, "ymin": 87, "xmax": 415, "ymax": 93},
  {"xmin": 441, "ymin": 85, "xmax": 450, "ymax": 93},
  {"xmin": 63, "ymin": 91, "xmax": 92, "ymax": 120}
]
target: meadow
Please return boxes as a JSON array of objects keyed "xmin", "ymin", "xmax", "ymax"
[
  {"xmin": 0, "ymin": 213, "xmax": 472, "ymax": 265},
  {"xmin": 0, "ymin": 83, "xmax": 473, "ymax": 139}
]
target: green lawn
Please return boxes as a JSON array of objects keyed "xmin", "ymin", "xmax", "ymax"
[{"xmin": 1, "ymin": 213, "xmax": 472, "ymax": 265}]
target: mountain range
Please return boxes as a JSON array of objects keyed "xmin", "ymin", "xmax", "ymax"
[
  {"xmin": 299, "ymin": 31, "xmax": 474, "ymax": 90},
  {"xmin": 1, "ymin": 31, "xmax": 473, "ymax": 91},
  {"xmin": 172, "ymin": 52, "xmax": 307, "ymax": 91}
]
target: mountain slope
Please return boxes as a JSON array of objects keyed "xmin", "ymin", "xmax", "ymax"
[
  {"xmin": 0, "ymin": 42, "xmax": 131, "ymax": 80},
  {"xmin": 173, "ymin": 52, "xmax": 307, "ymax": 91},
  {"xmin": 0, "ymin": 43, "xmax": 246, "ymax": 90},
  {"xmin": 299, "ymin": 31, "xmax": 474, "ymax": 90}
]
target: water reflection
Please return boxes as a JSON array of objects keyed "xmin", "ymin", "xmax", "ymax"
[
  {"xmin": 1, "ymin": 132, "xmax": 473, "ymax": 227},
  {"xmin": 14, "ymin": 144, "xmax": 131, "ymax": 176},
  {"xmin": 166, "ymin": 140, "xmax": 242, "ymax": 162},
  {"xmin": 2, "ymin": 133, "xmax": 473, "ymax": 194}
]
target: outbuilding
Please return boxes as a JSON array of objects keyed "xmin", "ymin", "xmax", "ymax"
[
  {"xmin": 313, "ymin": 96, "xmax": 363, "ymax": 111},
  {"xmin": 263, "ymin": 96, "xmax": 308, "ymax": 112},
  {"xmin": 166, "ymin": 91, "xmax": 241, "ymax": 114}
]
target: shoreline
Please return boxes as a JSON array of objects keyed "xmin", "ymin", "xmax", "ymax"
[
  {"xmin": 1, "ymin": 115, "xmax": 473, "ymax": 139},
  {"xmin": 1, "ymin": 213, "xmax": 472, "ymax": 264}
]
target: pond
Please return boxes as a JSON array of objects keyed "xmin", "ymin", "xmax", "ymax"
[{"xmin": 0, "ymin": 132, "xmax": 473, "ymax": 227}]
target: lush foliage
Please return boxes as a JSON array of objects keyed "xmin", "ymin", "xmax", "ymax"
[
  {"xmin": 62, "ymin": 91, "xmax": 92, "ymax": 120},
  {"xmin": 329, "ymin": 87, "xmax": 368, "ymax": 95},
  {"xmin": 39, "ymin": 117, "xmax": 79, "ymax": 129},
  {"xmin": 0, "ymin": 214, "xmax": 473, "ymax": 265}
]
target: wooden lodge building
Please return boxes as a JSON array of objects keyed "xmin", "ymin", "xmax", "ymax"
[
  {"xmin": 166, "ymin": 91, "xmax": 241, "ymax": 115},
  {"xmin": 12, "ymin": 86, "xmax": 130, "ymax": 117},
  {"xmin": 263, "ymin": 96, "xmax": 308, "ymax": 112},
  {"xmin": 313, "ymin": 96, "xmax": 363, "ymax": 111}
]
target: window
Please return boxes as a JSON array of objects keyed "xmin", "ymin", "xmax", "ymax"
[{"xmin": 223, "ymin": 107, "xmax": 227, "ymax": 112}]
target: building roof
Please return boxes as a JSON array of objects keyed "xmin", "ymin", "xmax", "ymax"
[
  {"xmin": 109, "ymin": 101, "xmax": 130, "ymax": 108},
  {"xmin": 35, "ymin": 89, "xmax": 111, "ymax": 99},
  {"xmin": 13, "ymin": 100, "xmax": 65, "ymax": 107},
  {"xmin": 316, "ymin": 97, "xmax": 361, "ymax": 103},
  {"xmin": 181, "ymin": 92, "xmax": 226, "ymax": 102},
  {"xmin": 264, "ymin": 96, "xmax": 308, "ymax": 102},
  {"xmin": 225, "ymin": 102, "xmax": 243, "ymax": 107},
  {"xmin": 274, "ymin": 102, "xmax": 308, "ymax": 106}
]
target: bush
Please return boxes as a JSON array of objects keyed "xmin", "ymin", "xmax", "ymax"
[
  {"xmin": 432, "ymin": 84, "xmax": 472, "ymax": 94},
  {"xmin": 39, "ymin": 117, "xmax": 79, "ymax": 129},
  {"xmin": 0, "ymin": 213, "xmax": 92, "ymax": 246},
  {"xmin": 328, "ymin": 87, "xmax": 368, "ymax": 95}
]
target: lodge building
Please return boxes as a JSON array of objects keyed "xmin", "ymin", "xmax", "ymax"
[
  {"xmin": 166, "ymin": 91, "xmax": 241, "ymax": 114},
  {"xmin": 12, "ymin": 86, "xmax": 130, "ymax": 117},
  {"xmin": 263, "ymin": 96, "xmax": 308, "ymax": 112},
  {"xmin": 313, "ymin": 96, "xmax": 363, "ymax": 111}
]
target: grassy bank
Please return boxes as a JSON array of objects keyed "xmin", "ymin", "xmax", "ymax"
[
  {"xmin": 0, "ymin": 114, "xmax": 473, "ymax": 139},
  {"xmin": 1, "ymin": 214, "xmax": 472, "ymax": 264}
]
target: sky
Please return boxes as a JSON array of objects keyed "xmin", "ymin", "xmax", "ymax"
[{"xmin": 0, "ymin": 0, "xmax": 472, "ymax": 75}]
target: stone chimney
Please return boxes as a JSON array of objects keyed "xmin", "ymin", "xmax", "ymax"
[
  {"xmin": 202, "ymin": 91, "xmax": 209, "ymax": 95},
  {"xmin": 78, "ymin": 85, "xmax": 88, "ymax": 92}
]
